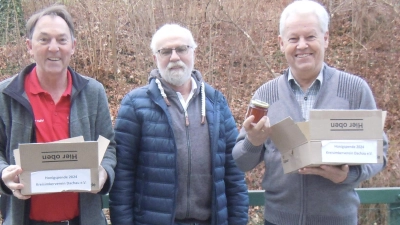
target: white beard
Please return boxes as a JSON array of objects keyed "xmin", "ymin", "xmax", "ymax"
[{"xmin": 158, "ymin": 60, "xmax": 193, "ymax": 87}]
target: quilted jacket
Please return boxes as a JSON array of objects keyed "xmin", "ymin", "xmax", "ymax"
[{"xmin": 109, "ymin": 72, "xmax": 249, "ymax": 225}]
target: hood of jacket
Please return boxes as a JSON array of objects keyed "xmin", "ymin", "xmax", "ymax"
[{"xmin": 148, "ymin": 68, "xmax": 206, "ymax": 125}]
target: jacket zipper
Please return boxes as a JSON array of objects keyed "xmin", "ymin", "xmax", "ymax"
[{"xmin": 185, "ymin": 108, "xmax": 192, "ymax": 218}]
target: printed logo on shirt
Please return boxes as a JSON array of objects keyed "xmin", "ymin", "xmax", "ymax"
[{"xmin": 35, "ymin": 119, "xmax": 45, "ymax": 123}]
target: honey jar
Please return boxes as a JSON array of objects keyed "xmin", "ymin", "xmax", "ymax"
[{"xmin": 245, "ymin": 99, "xmax": 269, "ymax": 123}]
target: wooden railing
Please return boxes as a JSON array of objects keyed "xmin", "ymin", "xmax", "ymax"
[{"xmin": 102, "ymin": 187, "xmax": 400, "ymax": 224}]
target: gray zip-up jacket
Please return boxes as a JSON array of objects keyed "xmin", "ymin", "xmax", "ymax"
[
  {"xmin": 149, "ymin": 70, "xmax": 213, "ymax": 222},
  {"xmin": 0, "ymin": 63, "xmax": 116, "ymax": 225},
  {"xmin": 233, "ymin": 64, "xmax": 388, "ymax": 225}
]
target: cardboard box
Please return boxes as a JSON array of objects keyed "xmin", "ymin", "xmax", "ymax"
[
  {"xmin": 13, "ymin": 136, "xmax": 109, "ymax": 195},
  {"xmin": 270, "ymin": 110, "xmax": 386, "ymax": 174}
]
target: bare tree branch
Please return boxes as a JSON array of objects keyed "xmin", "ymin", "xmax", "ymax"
[
  {"xmin": 381, "ymin": 0, "xmax": 399, "ymax": 15},
  {"xmin": 216, "ymin": 0, "xmax": 277, "ymax": 79},
  {"xmin": 345, "ymin": 33, "xmax": 368, "ymax": 50}
]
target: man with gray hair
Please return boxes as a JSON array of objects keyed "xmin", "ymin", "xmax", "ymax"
[
  {"xmin": 109, "ymin": 23, "xmax": 249, "ymax": 225},
  {"xmin": 233, "ymin": 0, "xmax": 388, "ymax": 225},
  {"xmin": 0, "ymin": 4, "xmax": 116, "ymax": 225}
]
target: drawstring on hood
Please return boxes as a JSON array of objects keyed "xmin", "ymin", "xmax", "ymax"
[
  {"xmin": 151, "ymin": 70, "xmax": 206, "ymax": 126},
  {"xmin": 155, "ymin": 79, "xmax": 171, "ymax": 106},
  {"xmin": 201, "ymin": 82, "xmax": 205, "ymax": 124}
]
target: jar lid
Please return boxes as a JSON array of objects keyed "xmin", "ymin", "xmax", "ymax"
[{"xmin": 251, "ymin": 99, "xmax": 269, "ymax": 108}]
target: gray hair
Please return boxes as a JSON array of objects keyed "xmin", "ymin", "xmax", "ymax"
[
  {"xmin": 279, "ymin": 0, "xmax": 330, "ymax": 35},
  {"xmin": 26, "ymin": 4, "xmax": 75, "ymax": 40},
  {"xmin": 150, "ymin": 23, "xmax": 197, "ymax": 53}
]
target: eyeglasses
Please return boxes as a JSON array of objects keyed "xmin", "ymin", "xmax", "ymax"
[{"xmin": 156, "ymin": 45, "xmax": 192, "ymax": 58}]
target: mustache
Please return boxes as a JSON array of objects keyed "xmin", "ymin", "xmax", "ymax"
[{"xmin": 167, "ymin": 61, "xmax": 186, "ymax": 69}]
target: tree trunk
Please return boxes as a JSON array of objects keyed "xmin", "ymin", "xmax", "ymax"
[{"xmin": 0, "ymin": 0, "xmax": 25, "ymax": 44}]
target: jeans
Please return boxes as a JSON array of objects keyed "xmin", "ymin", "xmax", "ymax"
[{"xmin": 264, "ymin": 219, "xmax": 277, "ymax": 225}]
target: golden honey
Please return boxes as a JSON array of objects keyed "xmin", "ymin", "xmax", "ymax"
[{"xmin": 245, "ymin": 99, "xmax": 269, "ymax": 123}]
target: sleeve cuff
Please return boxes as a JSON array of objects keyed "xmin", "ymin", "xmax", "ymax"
[
  {"xmin": 242, "ymin": 137, "xmax": 264, "ymax": 153},
  {"xmin": 341, "ymin": 165, "xmax": 361, "ymax": 184}
]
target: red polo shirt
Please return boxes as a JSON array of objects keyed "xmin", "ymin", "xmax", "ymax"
[{"xmin": 25, "ymin": 67, "xmax": 79, "ymax": 222}]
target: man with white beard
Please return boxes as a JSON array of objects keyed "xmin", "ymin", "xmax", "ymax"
[{"xmin": 109, "ymin": 23, "xmax": 249, "ymax": 225}]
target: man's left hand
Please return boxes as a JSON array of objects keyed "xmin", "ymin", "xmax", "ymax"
[
  {"xmin": 91, "ymin": 165, "xmax": 108, "ymax": 194},
  {"xmin": 298, "ymin": 165, "xmax": 349, "ymax": 183}
]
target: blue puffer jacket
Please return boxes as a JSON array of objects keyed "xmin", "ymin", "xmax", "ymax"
[{"xmin": 109, "ymin": 76, "xmax": 249, "ymax": 225}]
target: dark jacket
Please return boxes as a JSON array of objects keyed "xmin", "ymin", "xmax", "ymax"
[
  {"xmin": 110, "ymin": 71, "xmax": 249, "ymax": 225},
  {"xmin": 0, "ymin": 64, "xmax": 116, "ymax": 225}
]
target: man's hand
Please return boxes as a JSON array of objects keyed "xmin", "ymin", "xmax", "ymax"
[
  {"xmin": 91, "ymin": 165, "xmax": 108, "ymax": 194},
  {"xmin": 243, "ymin": 115, "xmax": 271, "ymax": 146},
  {"xmin": 1, "ymin": 165, "xmax": 31, "ymax": 199},
  {"xmin": 298, "ymin": 165, "xmax": 349, "ymax": 183}
]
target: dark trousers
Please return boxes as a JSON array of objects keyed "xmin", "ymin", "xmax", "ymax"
[
  {"xmin": 264, "ymin": 219, "xmax": 277, "ymax": 225},
  {"xmin": 29, "ymin": 216, "xmax": 80, "ymax": 225},
  {"xmin": 175, "ymin": 223, "xmax": 209, "ymax": 225}
]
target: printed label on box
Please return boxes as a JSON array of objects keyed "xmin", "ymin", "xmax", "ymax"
[
  {"xmin": 31, "ymin": 169, "xmax": 91, "ymax": 193},
  {"xmin": 321, "ymin": 140, "xmax": 378, "ymax": 163}
]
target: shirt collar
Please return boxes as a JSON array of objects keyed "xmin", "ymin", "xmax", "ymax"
[
  {"xmin": 288, "ymin": 66, "xmax": 324, "ymax": 86},
  {"xmin": 27, "ymin": 66, "xmax": 72, "ymax": 96},
  {"xmin": 177, "ymin": 77, "xmax": 197, "ymax": 94},
  {"xmin": 176, "ymin": 77, "xmax": 197, "ymax": 108}
]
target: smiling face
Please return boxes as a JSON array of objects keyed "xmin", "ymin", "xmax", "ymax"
[
  {"xmin": 154, "ymin": 34, "xmax": 194, "ymax": 87},
  {"xmin": 26, "ymin": 15, "xmax": 76, "ymax": 78},
  {"xmin": 279, "ymin": 13, "xmax": 329, "ymax": 81}
]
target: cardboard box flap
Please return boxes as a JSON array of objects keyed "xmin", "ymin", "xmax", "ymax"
[
  {"xmin": 382, "ymin": 111, "xmax": 387, "ymax": 130},
  {"xmin": 53, "ymin": 135, "xmax": 109, "ymax": 163},
  {"xmin": 13, "ymin": 136, "xmax": 85, "ymax": 166},
  {"xmin": 53, "ymin": 136, "xmax": 85, "ymax": 143},
  {"xmin": 17, "ymin": 142, "xmax": 98, "ymax": 170},
  {"xmin": 271, "ymin": 117, "xmax": 308, "ymax": 153},
  {"xmin": 308, "ymin": 110, "xmax": 384, "ymax": 140},
  {"xmin": 309, "ymin": 109, "xmax": 383, "ymax": 119},
  {"xmin": 97, "ymin": 135, "xmax": 110, "ymax": 163},
  {"xmin": 297, "ymin": 122, "xmax": 310, "ymax": 140},
  {"xmin": 13, "ymin": 149, "xmax": 20, "ymax": 166}
]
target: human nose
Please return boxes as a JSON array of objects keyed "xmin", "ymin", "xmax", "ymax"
[
  {"xmin": 48, "ymin": 39, "xmax": 59, "ymax": 52},
  {"xmin": 297, "ymin": 37, "xmax": 308, "ymax": 49},
  {"xmin": 169, "ymin": 49, "xmax": 180, "ymax": 61}
]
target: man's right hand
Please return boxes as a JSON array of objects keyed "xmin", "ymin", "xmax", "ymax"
[
  {"xmin": 1, "ymin": 165, "xmax": 31, "ymax": 199},
  {"xmin": 243, "ymin": 115, "xmax": 271, "ymax": 146}
]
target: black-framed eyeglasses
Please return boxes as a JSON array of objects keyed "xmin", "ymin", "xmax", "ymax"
[{"xmin": 156, "ymin": 45, "xmax": 192, "ymax": 58}]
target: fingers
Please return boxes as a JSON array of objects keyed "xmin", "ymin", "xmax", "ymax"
[
  {"xmin": 242, "ymin": 115, "xmax": 255, "ymax": 130},
  {"xmin": 2, "ymin": 165, "xmax": 24, "ymax": 191},
  {"xmin": 298, "ymin": 165, "xmax": 349, "ymax": 183},
  {"xmin": 91, "ymin": 166, "xmax": 108, "ymax": 194},
  {"xmin": 98, "ymin": 165, "xmax": 108, "ymax": 190},
  {"xmin": 12, "ymin": 189, "xmax": 31, "ymax": 200},
  {"xmin": 245, "ymin": 116, "xmax": 271, "ymax": 146},
  {"xmin": 1, "ymin": 165, "xmax": 30, "ymax": 199},
  {"xmin": 243, "ymin": 116, "xmax": 270, "ymax": 130}
]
